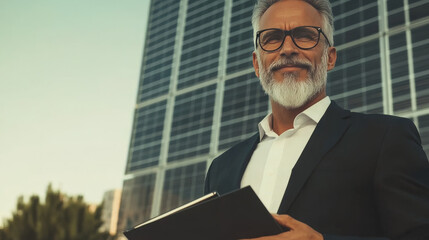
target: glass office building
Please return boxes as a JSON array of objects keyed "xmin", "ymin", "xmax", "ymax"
[{"xmin": 117, "ymin": 0, "xmax": 429, "ymax": 233}]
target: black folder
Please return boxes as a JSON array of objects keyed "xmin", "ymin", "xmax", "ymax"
[{"xmin": 123, "ymin": 186, "xmax": 284, "ymax": 240}]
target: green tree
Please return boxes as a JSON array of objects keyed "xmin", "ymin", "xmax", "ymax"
[{"xmin": 0, "ymin": 184, "xmax": 111, "ymax": 240}]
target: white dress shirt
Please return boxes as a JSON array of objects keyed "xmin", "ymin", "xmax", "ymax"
[{"xmin": 241, "ymin": 97, "xmax": 331, "ymax": 213}]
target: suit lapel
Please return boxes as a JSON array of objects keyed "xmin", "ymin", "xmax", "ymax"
[
  {"xmin": 217, "ymin": 133, "xmax": 259, "ymax": 194},
  {"xmin": 277, "ymin": 102, "xmax": 351, "ymax": 213}
]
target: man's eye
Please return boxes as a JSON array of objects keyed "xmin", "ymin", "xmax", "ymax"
[
  {"xmin": 294, "ymin": 30, "xmax": 318, "ymax": 41},
  {"xmin": 262, "ymin": 32, "xmax": 283, "ymax": 44}
]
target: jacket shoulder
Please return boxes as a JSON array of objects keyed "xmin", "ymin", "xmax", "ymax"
[
  {"xmin": 213, "ymin": 133, "xmax": 259, "ymax": 163},
  {"xmin": 348, "ymin": 111, "xmax": 417, "ymax": 129}
]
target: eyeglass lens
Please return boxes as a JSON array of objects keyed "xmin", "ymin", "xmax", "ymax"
[{"xmin": 259, "ymin": 26, "xmax": 320, "ymax": 51}]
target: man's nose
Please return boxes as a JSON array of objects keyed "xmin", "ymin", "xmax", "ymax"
[{"xmin": 279, "ymin": 35, "xmax": 299, "ymax": 56}]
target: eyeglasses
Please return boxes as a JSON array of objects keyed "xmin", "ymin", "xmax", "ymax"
[{"xmin": 255, "ymin": 26, "xmax": 331, "ymax": 52}]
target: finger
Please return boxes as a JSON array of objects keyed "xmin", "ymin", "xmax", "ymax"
[
  {"xmin": 238, "ymin": 232, "xmax": 288, "ymax": 240},
  {"xmin": 238, "ymin": 237, "xmax": 268, "ymax": 240},
  {"xmin": 273, "ymin": 214, "xmax": 300, "ymax": 229}
]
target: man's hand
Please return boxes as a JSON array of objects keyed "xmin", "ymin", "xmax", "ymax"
[{"xmin": 240, "ymin": 214, "xmax": 323, "ymax": 240}]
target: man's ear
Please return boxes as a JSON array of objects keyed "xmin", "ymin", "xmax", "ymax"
[
  {"xmin": 252, "ymin": 51, "xmax": 260, "ymax": 77},
  {"xmin": 327, "ymin": 47, "xmax": 337, "ymax": 71}
]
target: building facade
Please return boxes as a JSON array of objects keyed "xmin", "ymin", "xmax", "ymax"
[
  {"xmin": 100, "ymin": 189, "xmax": 122, "ymax": 236},
  {"xmin": 117, "ymin": 0, "xmax": 429, "ymax": 233}
]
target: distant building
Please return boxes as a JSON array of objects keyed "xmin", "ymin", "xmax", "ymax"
[
  {"xmin": 117, "ymin": 0, "xmax": 429, "ymax": 234},
  {"xmin": 87, "ymin": 203, "xmax": 98, "ymax": 213},
  {"xmin": 101, "ymin": 189, "xmax": 122, "ymax": 236}
]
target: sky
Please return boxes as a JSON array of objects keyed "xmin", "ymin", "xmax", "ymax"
[{"xmin": 0, "ymin": 0, "xmax": 150, "ymax": 223}]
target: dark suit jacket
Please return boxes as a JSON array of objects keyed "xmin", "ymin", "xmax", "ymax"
[{"xmin": 204, "ymin": 102, "xmax": 429, "ymax": 240}]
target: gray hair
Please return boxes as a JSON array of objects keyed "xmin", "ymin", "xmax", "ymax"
[{"xmin": 251, "ymin": 0, "xmax": 334, "ymax": 48}]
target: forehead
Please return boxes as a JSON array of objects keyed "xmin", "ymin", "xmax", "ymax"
[{"xmin": 259, "ymin": 0, "xmax": 323, "ymax": 30}]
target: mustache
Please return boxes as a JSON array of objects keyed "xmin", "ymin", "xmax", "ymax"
[{"xmin": 269, "ymin": 57, "xmax": 313, "ymax": 72}]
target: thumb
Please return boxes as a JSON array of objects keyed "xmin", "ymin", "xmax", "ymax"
[{"xmin": 272, "ymin": 214, "xmax": 298, "ymax": 229}]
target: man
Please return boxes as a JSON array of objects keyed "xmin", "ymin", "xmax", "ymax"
[{"xmin": 204, "ymin": 0, "xmax": 429, "ymax": 239}]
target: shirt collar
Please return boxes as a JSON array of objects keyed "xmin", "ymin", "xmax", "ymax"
[{"xmin": 257, "ymin": 96, "xmax": 331, "ymax": 141}]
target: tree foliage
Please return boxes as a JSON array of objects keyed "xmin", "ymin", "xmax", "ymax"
[{"xmin": 0, "ymin": 184, "xmax": 111, "ymax": 240}]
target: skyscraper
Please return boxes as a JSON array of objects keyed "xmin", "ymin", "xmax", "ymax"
[{"xmin": 117, "ymin": 0, "xmax": 429, "ymax": 233}]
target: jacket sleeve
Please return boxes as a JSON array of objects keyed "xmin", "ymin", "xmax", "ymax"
[
  {"xmin": 374, "ymin": 118, "xmax": 429, "ymax": 239},
  {"xmin": 325, "ymin": 118, "xmax": 429, "ymax": 240}
]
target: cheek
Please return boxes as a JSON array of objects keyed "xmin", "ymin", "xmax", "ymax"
[
  {"xmin": 261, "ymin": 55, "xmax": 277, "ymax": 69},
  {"xmin": 312, "ymin": 49, "xmax": 328, "ymax": 68},
  {"xmin": 307, "ymin": 53, "xmax": 320, "ymax": 66}
]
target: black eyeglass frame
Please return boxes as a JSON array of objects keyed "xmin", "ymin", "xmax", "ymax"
[{"xmin": 255, "ymin": 26, "xmax": 332, "ymax": 52}]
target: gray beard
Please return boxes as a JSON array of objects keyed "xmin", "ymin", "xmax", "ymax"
[{"xmin": 257, "ymin": 49, "xmax": 328, "ymax": 110}]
